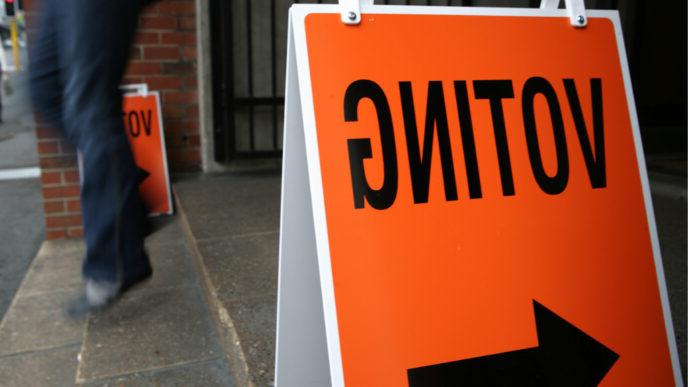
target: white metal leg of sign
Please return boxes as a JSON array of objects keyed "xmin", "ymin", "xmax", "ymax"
[
  {"xmin": 274, "ymin": 16, "xmax": 332, "ymax": 387},
  {"xmin": 539, "ymin": 0, "xmax": 559, "ymax": 10},
  {"xmin": 565, "ymin": 0, "xmax": 587, "ymax": 27},
  {"xmin": 540, "ymin": 0, "xmax": 586, "ymax": 27},
  {"xmin": 339, "ymin": 0, "xmax": 361, "ymax": 25}
]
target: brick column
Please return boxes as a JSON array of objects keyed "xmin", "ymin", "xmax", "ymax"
[
  {"xmin": 127, "ymin": 0, "xmax": 200, "ymax": 172},
  {"xmin": 28, "ymin": 0, "xmax": 201, "ymax": 240},
  {"xmin": 37, "ymin": 125, "xmax": 83, "ymax": 239}
]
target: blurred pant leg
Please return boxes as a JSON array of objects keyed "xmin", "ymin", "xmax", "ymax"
[
  {"xmin": 28, "ymin": 0, "xmax": 65, "ymax": 135},
  {"xmin": 30, "ymin": 0, "xmax": 151, "ymax": 286}
]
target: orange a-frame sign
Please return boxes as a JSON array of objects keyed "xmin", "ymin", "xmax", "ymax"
[
  {"xmin": 275, "ymin": 4, "xmax": 683, "ymax": 387},
  {"xmin": 122, "ymin": 89, "xmax": 173, "ymax": 215}
]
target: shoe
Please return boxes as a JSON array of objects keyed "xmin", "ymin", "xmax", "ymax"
[
  {"xmin": 65, "ymin": 279, "xmax": 120, "ymax": 318},
  {"xmin": 121, "ymin": 264, "xmax": 153, "ymax": 294},
  {"xmin": 65, "ymin": 268, "xmax": 152, "ymax": 319}
]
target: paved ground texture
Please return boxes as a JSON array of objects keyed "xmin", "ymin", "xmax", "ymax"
[
  {"xmin": 175, "ymin": 171, "xmax": 280, "ymax": 387},
  {"xmin": 0, "ymin": 217, "xmax": 236, "ymax": 386}
]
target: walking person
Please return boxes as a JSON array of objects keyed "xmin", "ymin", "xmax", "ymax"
[{"xmin": 29, "ymin": 0, "xmax": 153, "ymax": 317}]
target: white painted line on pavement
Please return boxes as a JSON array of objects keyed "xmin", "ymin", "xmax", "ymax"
[{"xmin": 0, "ymin": 167, "xmax": 41, "ymax": 181}]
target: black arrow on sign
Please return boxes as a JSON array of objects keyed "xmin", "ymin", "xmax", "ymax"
[
  {"xmin": 407, "ymin": 301, "xmax": 618, "ymax": 387},
  {"xmin": 137, "ymin": 166, "xmax": 150, "ymax": 184}
]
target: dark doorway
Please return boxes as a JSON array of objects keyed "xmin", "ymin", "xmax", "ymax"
[{"xmin": 209, "ymin": 0, "xmax": 686, "ymax": 162}]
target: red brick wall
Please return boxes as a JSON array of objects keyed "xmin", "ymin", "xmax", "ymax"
[
  {"xmin": 28, "ymin": 0, "xmax": 201, "ymax": 240},
  {"xmin": 37, "ymin": 125, "xmax": 83, "ymax": 239},
  {"xmin": 125, "ymin": 0, "xmax": 200, "ymax": 172}
]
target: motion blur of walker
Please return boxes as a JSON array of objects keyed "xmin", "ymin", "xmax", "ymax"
[{"xmin": 29, "ymin": 0, "xmax": 154, "ymax": 317}]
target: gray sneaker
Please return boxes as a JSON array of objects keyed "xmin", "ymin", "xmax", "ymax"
[{"xmin": 65, "ymin": 279, "xmax": 121, "ymax": 318}]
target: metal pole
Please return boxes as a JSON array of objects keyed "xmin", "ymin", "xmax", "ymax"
[{"xmin": 9, "ymin": 17, "xmax": 19, "ymax": 71}]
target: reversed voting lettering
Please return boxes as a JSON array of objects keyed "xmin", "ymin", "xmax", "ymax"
[
  {"xmin": 124, "ymin": 109, "xmax": 154, "ymax": 138},
  {"xmin": 344, "ymin": 77, "xmax": 605, "ymax": 209}
]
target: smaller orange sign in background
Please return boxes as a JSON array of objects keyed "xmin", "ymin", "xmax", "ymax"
[{"xmin": 122, "ymin": 93, "xmax": 173, "ymax": 215}]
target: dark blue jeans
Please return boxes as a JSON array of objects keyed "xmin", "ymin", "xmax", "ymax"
[{"xmin": 29, "ymin": 0, "xmax": 151, "ymax": 285}]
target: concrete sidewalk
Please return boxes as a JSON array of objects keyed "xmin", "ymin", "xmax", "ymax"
[
  {"xmin": 0, "ymin": 217, "xmax": 235, "ymax": 386},
  {"xmin": 175, "ymin": 171, "xmax": 280, "ymax": 387}
]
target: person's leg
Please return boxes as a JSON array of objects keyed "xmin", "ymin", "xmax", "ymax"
[
  {"xmin": 28, "ymin": 0, "xmax": 65, "ymax": 136},
  {"xmin": 54, "ymin": 0, "xmax": 151, "ymax": 306}
]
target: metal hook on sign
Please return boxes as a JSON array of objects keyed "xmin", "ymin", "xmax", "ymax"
[
  {"xmin": 539, "ymin": 0, "xmax": 587, "ymax": 27},
  {"xmin": 119, "ymin": 83, "xmax": 148, "ymax": 96},
  {"xmin": 339, "ymin": 0, "xmax": 361, "ymax": 25}
]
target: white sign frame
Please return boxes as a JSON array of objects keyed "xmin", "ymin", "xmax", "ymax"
[{"xmin": 275, "ymin": 4, "xmax": 683, "ymax": 387}]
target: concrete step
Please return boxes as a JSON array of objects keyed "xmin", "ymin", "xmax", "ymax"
[
  {"xmin": 174, "ymin": 171, "xmax": 280, "ymax": 387},
  {"xmin": 0, "ymin": 216, "xmax": 236, "ymax": 386}
]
